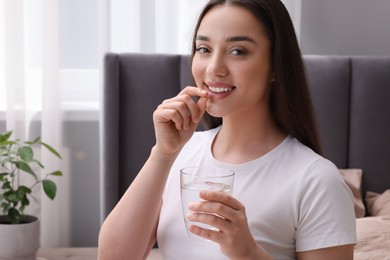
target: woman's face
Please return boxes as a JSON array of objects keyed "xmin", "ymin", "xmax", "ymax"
[{"xmin": 192, "ymin": 5, "xmax": 273, "ymax": 118}]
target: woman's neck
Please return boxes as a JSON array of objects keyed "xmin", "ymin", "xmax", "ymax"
[{"xmin": 211, "ymin": 109, "xmax": 287, "ymax": 164}]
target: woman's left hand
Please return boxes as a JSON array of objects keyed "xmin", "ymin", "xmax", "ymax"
[{"xmin": 186, "ymin": 191, "xmax": 271, "ymax": 259}]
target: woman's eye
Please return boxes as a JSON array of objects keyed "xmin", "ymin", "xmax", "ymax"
[
  {"xmin": 196, "ymin": 47, "xmax": 210, "ymax": 54},
  {"xmin": 230, "ymin": 48, "xmax": 247, "ymax": 56}
]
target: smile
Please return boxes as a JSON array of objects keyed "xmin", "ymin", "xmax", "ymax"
[{"xmin": 208, "ymin": 86, "xmax": 234, "ymax": 93}]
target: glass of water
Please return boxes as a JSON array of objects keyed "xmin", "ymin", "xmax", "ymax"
[{"xmin": 180, "ymin": 166, "xmax": 235, "ymax": 240}]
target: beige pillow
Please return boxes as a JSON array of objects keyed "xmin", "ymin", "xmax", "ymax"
[
  {"xmin": 339, "ymin": 168, "xmax": 365, "ymax": 218},
  {"xmin": 365, "ymin": 189, "xmax": 390, "ymax": 216},
  {"xmin": 355, "ymin": 215, "xmax": 390, "ymax": 259}
]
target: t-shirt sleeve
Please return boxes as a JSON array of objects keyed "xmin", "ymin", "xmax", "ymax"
[{"xmin": 295, "ymin": 158, "xmax": 357, "ymax": 251}]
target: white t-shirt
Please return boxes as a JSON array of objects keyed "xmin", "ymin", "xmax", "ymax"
[{"xmin": 157, "ymin": 127, "xmax": 357, "ymax": 259}]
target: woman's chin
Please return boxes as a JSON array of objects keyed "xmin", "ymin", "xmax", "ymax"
[{"xmin": 206, "ymin": 105, "xmax": 225, "ymax": 118}]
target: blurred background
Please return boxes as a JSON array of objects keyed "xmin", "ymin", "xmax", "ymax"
[{"xmin": 0, "ymin": 0, "xmax": 389, "ymax": 247}]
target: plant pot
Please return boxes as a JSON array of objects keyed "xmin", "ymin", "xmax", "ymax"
[{"xmin": 0, "ymin": 215, "xmax": 40, "ymax": 260}]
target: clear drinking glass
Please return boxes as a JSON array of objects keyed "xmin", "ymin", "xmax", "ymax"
[{"xmin": 180, "ymin": 166, "xmax": 235, "ymax": 240}]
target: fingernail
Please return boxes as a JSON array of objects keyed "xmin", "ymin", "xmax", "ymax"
[{"xmin": 188, "ymin": 202, "xmax": 195, "ymax": 210}]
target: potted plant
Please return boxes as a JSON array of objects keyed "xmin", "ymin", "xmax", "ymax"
[{"xmin": 0, "ymin": 130, "xmax": 62, "ymax": 260}]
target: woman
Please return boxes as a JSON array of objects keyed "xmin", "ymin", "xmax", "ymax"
[{"xmin": 98, "ymin": 1, "xmax": 356, "ymax": 259}]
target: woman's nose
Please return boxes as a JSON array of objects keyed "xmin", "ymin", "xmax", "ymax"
[{"xmin": 206, "ymin": 53, "xmax": 228, "ymax": 77}]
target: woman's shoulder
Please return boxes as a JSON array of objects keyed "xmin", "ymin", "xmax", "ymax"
[
  {"xmin": 280, "ymin": 137, "xmax": 324, "ymax": 164},
  {"xmin": 289, "ymin": 139, "xmax": 344, "ymax": 189},
  {"xmin": 282, "ymin": 136, "xmax": 340, "ymax": 178}
]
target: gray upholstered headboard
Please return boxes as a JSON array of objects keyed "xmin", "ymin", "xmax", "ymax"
[{"xmin": 101, "ymin": 53, "xmax": 390, "ymax": 220}]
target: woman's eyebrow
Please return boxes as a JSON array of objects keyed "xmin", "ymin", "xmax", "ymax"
[
  {"xmin": 196, "ymin": 35, "xmax": 210, "ymax": 41},
  {"xmin": 196, "ymin": 35, "xmax": 257, "ymax": 44},
  {"xmin": 226, "ymin": 36, "xmax": 257, "ymax": 44}
]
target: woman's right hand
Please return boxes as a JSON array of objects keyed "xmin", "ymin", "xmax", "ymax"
[{"xmin": 153, "ymin": 86, "xmax": 208, "ymax": 155}]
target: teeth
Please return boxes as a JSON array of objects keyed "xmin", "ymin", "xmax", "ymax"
[{"xmin": 208, "ymin": 86, "xmax": 233, "ymax": 93}]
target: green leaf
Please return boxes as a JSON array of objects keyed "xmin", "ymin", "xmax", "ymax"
[
  {"xmin": 8, "ymin": 207, "xmax": 22, "ymax": 224},
  {"xmin": 4, "ymin": 191, "xmax": 19, "ymax": 203},
  {"xmin": 33, "ymin": 159, "xmax": 44, "ymax": 169},
  {"xmin": 17, "ymin": 188, "xmax": 26, "ymax": 200},
  {"xmin": 21, "ymin": 196, "xmax": 29, "ymax": 206},
  {"xmin": 0, "ymin": 131, "xmax": 12, "ymax": 143},
  {"xmin": 17, "ymin": 186, "xmax": 31, "ymax": 199},
  {"xmin": 2, "ymin": 181, "xmax": 11, "ymax": 190},
  {"xmin": 50, "ymin": 170, "xmax": 63, "ymax": 176},
  {"xmin": 23, "ymin": 185, "xmax": 31, "ymax": 194},
  {"xmin": 18, "ymin": 146, "xmax": 34, "ymax": 162},
  {"xmin": 25, "ymin": 136, "xmax": 41, "ymax": 145},
  {"xmin": 15, "ymin": 161, "xmax": 37, "ymax": 179},
  {"xmin": 39, "ymin": 141, "xmax": 62, "ymax": 159},
  {"xmin": 42, "ymin": 179, "xmax": 57, "ymax": 200},
  {"xmin": 0, "ymin": 140, "xmax": 16, "ymax": 147},
  {"xmin": 19, "ymin": 196, "xmax": 29, "ymax": 213},
  {"xmin": 1, "ymin": 202, "xmax": 10, "ymax": 213}
]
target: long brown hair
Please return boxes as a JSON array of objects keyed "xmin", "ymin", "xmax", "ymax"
[{"xmin": 191, "ymin": 0, "xmax": 322, "ymax": 155}]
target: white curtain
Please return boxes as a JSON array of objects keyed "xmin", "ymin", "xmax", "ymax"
[
  {"xmin": 109, "ymin": 0, "xmax": 209, "ymax": 54},
  {"xmin": 0, "ymin": 0, "xmax": 69, "ymax": 247}
]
